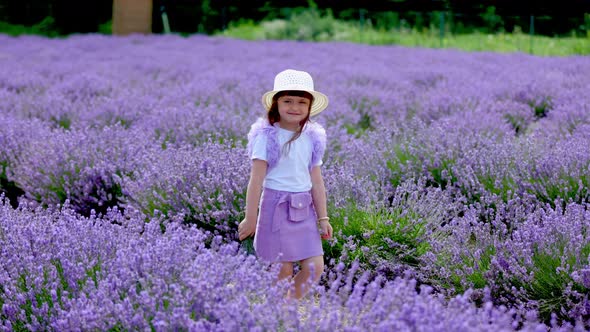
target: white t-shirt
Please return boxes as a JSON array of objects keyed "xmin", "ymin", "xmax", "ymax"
[{"xmin": 251, "ymin": 126, "xmax": 322, "ymax": 192}]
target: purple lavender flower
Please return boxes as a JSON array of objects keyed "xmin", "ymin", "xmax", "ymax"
[{"xmin": 1, "ymin": 33, "xmax": 590, "ymax": 328}]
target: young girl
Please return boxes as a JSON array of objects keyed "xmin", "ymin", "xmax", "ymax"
[{"xmin": 238, "ymin": 69, "xmax": 333, "ymax": 300}]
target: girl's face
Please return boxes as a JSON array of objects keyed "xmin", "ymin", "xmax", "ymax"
[{"xmin": 276, "ymin": 95, "xmax": 311, "ymax": 129}]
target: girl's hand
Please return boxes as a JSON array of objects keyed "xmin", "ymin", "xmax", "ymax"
[
  {"xmin": 238, "ymin": 218, "xmax": 256, "ymax": 241},
  {"xmin": 319, "ymin": 220, "xmax": 333, "ymax": 240}
]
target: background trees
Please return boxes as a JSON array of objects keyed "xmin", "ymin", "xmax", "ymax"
[{"xmin": 0, "ymin": 0, "xmax": 589, "ymax": 37}]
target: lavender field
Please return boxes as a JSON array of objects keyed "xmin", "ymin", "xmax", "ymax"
[{"xmin": 1, "ymin": 33, "xmax": 590, "ymax": 331}]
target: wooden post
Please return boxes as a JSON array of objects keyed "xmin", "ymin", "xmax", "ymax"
[{"xmin": 112, "ymin": 0, "xmax": 153, "ymax": 35}]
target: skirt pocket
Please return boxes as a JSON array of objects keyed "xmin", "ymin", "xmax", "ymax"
[{"xmin": 288, "ymin": 192, "xmax": 312, "ymax": 222}]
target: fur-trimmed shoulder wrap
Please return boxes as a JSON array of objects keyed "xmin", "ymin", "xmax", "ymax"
[{"xmin": 247, "ymin": 117, "xmax": 327, "ymax": 172}]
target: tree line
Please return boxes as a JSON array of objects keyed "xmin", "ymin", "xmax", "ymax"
[{"xmin": 1, "ymin": 0, "xmax": 589, "ymax": 36}]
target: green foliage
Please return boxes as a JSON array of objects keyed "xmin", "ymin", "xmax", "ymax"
[
  {"xmin": 98, "ymin": 20, "xmax": 112, "ymax": 35},
  {"xmin": 219, "ymin": 8, "xmax": 590, "ymax": 56},
  {"xmin": 480, "ymin": 6, "xmax": 504, "ymax": 33},
  {"xmin": 344, "ymin": 112, "xmax": 372, "ymax": 135},
  {"xmin": 324, "ymin": 203, "xmax": 429, "ymax": 275},
  {"xmin": 530, "ymin": 97, "xmax": 552, "ymax": 119},
  {"xmin": 154, "ymin": 128, "xmax": 176, "ymax": 150},
  {"xmin": 261, "ymin": 8, "xmax": 340, "ymax": 41},
  {"xmin": 0, "ymin": 17, "xmax": 59, "ymax": 37},
  {"xmin": 386, "ymin": 145, "xmax": 419, "ymax": 188},
  {"xmin": 372, "ymin": 11, "xmax": 401, "ymax": 31},
  {"xmin": 387, "ymin": 142, "xmax": 458, "ymax": 190},
  {"xmin": 240, "ymin": 237, "xmax": 256, "ymax": 255},
  {"xmin": 199, "ymin": 0, "xmax": 218, "ymax": 33},
  {"xmin": 426, "ymin": 157, "xmax": 457, "ymax": 190},
  {"xmin": 223, "ymin": 19, "xmax": 264, "ymax": 40},
  {"xmin": 458, "ymin": 246, "xmax": 496, "ymax": 293},
  {"xmin": 181, "ymin": 188, "xmax": 244, "ymax": 234},
  {"xmin": 478, "ymin": 174, "xmax": 516, "ymax": 203},
  {"xmin": 10, "ymin": 260, "xmax": 74, "ymax": 328},
  {"xmin": 136, "ymin": 186, "xmax": 175, "ymax": 218},
  {"xmin": 15, "ymin": 259, "xmax": 104, "ymax": 328},
  {"xmin": 526, "ymin": 171, "xmax": 590, "ymax": 207},
  {"xmin": 343, "ymin": 96, "xmax": 377, "ymax": 136},
  {"xmin": 136, "ymin": 183, "xmax": 246, "ymax": 238},
  {"xmin": 107, "ymin": 323, "xmax": 126, "ymax": 332},
  {"xmin": 431, "ymin": 226, "xmax": 498, "ymax": 294},
  {"xmin": 504, "ymin": 113, "xmax": 527, "ymax": 135},
  {"xmin": 50, "ymin": 114, "xmax": 71, "ymax": 130},
  {"xmin": 52, "ymin": 259, "xmax": 71, "ymax": 295},
  {"xmin": 79, "ymin": 260, "xmax": 102, "ymax": 289},
  {"xmin": 527, "ymin": 243, "xmax": 590, "ymax": 322}
]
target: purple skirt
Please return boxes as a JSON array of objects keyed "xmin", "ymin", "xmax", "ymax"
[{"xmin": 254, "ymin": 187, "xmax": 324, "ymax": 262}]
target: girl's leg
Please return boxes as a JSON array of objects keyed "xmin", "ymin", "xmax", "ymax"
[
  {"xmin": 276, "ymin": 262, "xmax": 295, "ymax": 299},
  {"xmin": 291, "ymin": 255, "xmax": 324, "ymax": 300},
  {"xmin": 277, "ymin": 262, "xmax": 294, "ymax": 281}
]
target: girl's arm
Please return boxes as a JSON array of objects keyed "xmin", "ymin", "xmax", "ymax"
[
  {"xmin": 310, "ymin": 165, "xmax": 333, "ymax": 239},
  {"xmin": 238, "ymin": 159, "xmax": 267, "ymax": 241}
]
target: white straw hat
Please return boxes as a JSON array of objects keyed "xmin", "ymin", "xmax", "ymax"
[{"xmin": 261, "ymin": 69, "xmax": 329, "ymax": 117}]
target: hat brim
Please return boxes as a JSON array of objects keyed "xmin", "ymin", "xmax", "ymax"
[{"xmin": 262, "ymin": 89, "xmax": 329, "ymax": 117}]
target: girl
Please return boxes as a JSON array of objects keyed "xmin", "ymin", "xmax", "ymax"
[{"xmin": 238, "ymin": 69, "xmax": 333, "ymax": 300}]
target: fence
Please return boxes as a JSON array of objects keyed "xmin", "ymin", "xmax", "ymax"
[{"xmin": 355, "ymin": 10, "xmax": 555, "ymax": 53}]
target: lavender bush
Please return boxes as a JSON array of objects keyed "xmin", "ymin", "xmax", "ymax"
[
  {"xmin": 7, "ymin": 125, "xmax": 155, "ymax": 216},
  {"xmin": 0, "ymin": 198, "xmax": 555, "ymax": 331},
  {"xmin": 120, "ymin": 140, "xmax": 250, "ymax": 236},
  {"xmin": 1, "ymin": 32, "xmax": 590, "ymax": 328}
]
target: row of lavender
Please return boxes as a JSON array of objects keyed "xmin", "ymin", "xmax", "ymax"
[
  {"xmin": 1, "ymin": 33, "xmax": 589, "ymax": 329},
  {"xmin": 1, "ymin": 199, "xmax": 552, "ymax": 331}
]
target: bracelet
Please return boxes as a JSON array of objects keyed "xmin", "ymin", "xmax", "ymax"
[{"xmin": 317, "ymin": 217, "xmax": 330, "ymax": 223}]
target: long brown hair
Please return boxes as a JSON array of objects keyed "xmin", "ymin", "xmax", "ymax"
[{"xmin": 267, "ymin": 90, "xmax": 314, "ymax": 152}]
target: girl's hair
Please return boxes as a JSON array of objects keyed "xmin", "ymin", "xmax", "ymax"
[{"xmin": 267, "ymin": 90, "xmax": 314, "ymax": 151}]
